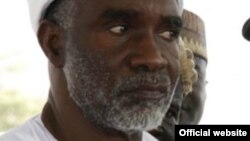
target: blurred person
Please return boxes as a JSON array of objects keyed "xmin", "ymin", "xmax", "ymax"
[
  {"xmin": 0, "ymin": 0, "xmax": 184, "ymax": 141},
  {"xmin": 178, "ymin": 9, "xmax": 207, "ymax": 125},
  {"xmin": 150, "ymin": 9, "xmax": 207, "ymax": 141},
  {"xmin": 242, "ymin": 17, "xmax": 250, "ymax": 41}
]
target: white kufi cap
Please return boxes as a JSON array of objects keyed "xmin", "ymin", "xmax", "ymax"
[{"xmin": 26, "ymin": 0, "xmax": 55, "ymax": 33}]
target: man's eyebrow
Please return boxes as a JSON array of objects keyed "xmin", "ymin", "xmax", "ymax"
[
  {"xmin": 100, "ymin": 9, "xmax": 139, "ymax": 21},
  {"xmin": 161, "ymin": 16, "xmax": 183, "ymax": 28}
]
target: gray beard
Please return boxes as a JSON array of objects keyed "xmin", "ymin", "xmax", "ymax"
[{"xmin": 63, "ymin": 45, "xmax": 175, "ymax": 133}]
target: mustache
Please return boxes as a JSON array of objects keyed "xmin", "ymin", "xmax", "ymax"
[{"xmin": 114, "ymin": 72, "xmax": 172, "ymax": 95}]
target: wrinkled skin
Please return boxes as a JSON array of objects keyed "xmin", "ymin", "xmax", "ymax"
[
  {"xmin": 38, "ymin": 0, "xmax": 183, "ymax": 140},
  {"xmin": 150, "ymin": 55, "xmax": 207, "ymax": 141}
]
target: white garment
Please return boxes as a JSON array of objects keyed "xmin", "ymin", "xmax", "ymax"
[
  {"xmin": 0, "ymin": 115, "xmax": 56, "ymax": 141},
  {"xmin": 0, "ymin": 115, "xmax": 158, "ymax": 141}
]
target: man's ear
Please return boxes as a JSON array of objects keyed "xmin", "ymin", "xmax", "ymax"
[{"xmin": 38, "ymin": 20, "xmax": 65, "ymax": 68}]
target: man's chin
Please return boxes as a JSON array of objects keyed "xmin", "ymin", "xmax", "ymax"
[
  {"xmin": 104, "ymin": 106, "xmax": 168, "ymax": 133},
  {"xmin": 111, "ymin": 117, "xmax": 164, "ymax": 133}
]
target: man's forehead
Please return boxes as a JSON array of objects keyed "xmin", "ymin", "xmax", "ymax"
[
  {"xmin": 76, "ymin": 0, "xmax": 182, "ymax": 21},
  {"xmin": 98, "ymin": 8, "xmax": 182, "ymax": 29},
  {"xmin": 27, "ymin": 0, "xmax": 183, "ymax": 32}
]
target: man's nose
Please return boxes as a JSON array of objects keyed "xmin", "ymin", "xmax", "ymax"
[{"xmin": 129, "ymin": 35, "xmax": 168, "ymax": 71}]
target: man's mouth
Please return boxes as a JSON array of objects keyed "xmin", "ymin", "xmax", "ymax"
[{"xmin": 120, "ymin": 84, "xmax": 169, "ymax": 100}]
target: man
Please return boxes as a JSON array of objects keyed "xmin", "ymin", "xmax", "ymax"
[
  {"xmin": 178, "ymin": 9, "xmax": 207, "ymax": 125},
  {"xmin": 150, "ymin": 9, "xmax": 207, "ymax": 141},
  {"xmin": 0, "ymin": 0, "xmax": 183, "ymax": 141}
]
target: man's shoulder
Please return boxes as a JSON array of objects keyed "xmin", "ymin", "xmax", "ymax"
[
  {"xmin": 0, "ymin": 114, "xmax": 157, "ymax": 141},
  {"xmin": 0, "ymin": 114, "xmax": 56, "ymax": 141}
]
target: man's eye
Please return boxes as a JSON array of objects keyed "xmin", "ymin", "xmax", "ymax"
[
  {"xmin": 109, "ymin": 25, "xmax": 127, "ymax": 35},
  {"xmin": 159, "ymin": 31, "xmax": 178, "ymax": 41}
]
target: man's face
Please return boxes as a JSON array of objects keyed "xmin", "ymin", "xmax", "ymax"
[{"xmin": 63, "ymin": 0, "xmax": 182, "ymax": 132}]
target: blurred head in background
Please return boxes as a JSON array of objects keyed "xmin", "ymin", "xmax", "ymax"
[
  {"xmin": 242, "ymin": 17, "xmax": 250, "ymax": 41},
  {"xmin": 150, "ymin": 9, "xmax": 207, "ymax": 141}
]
